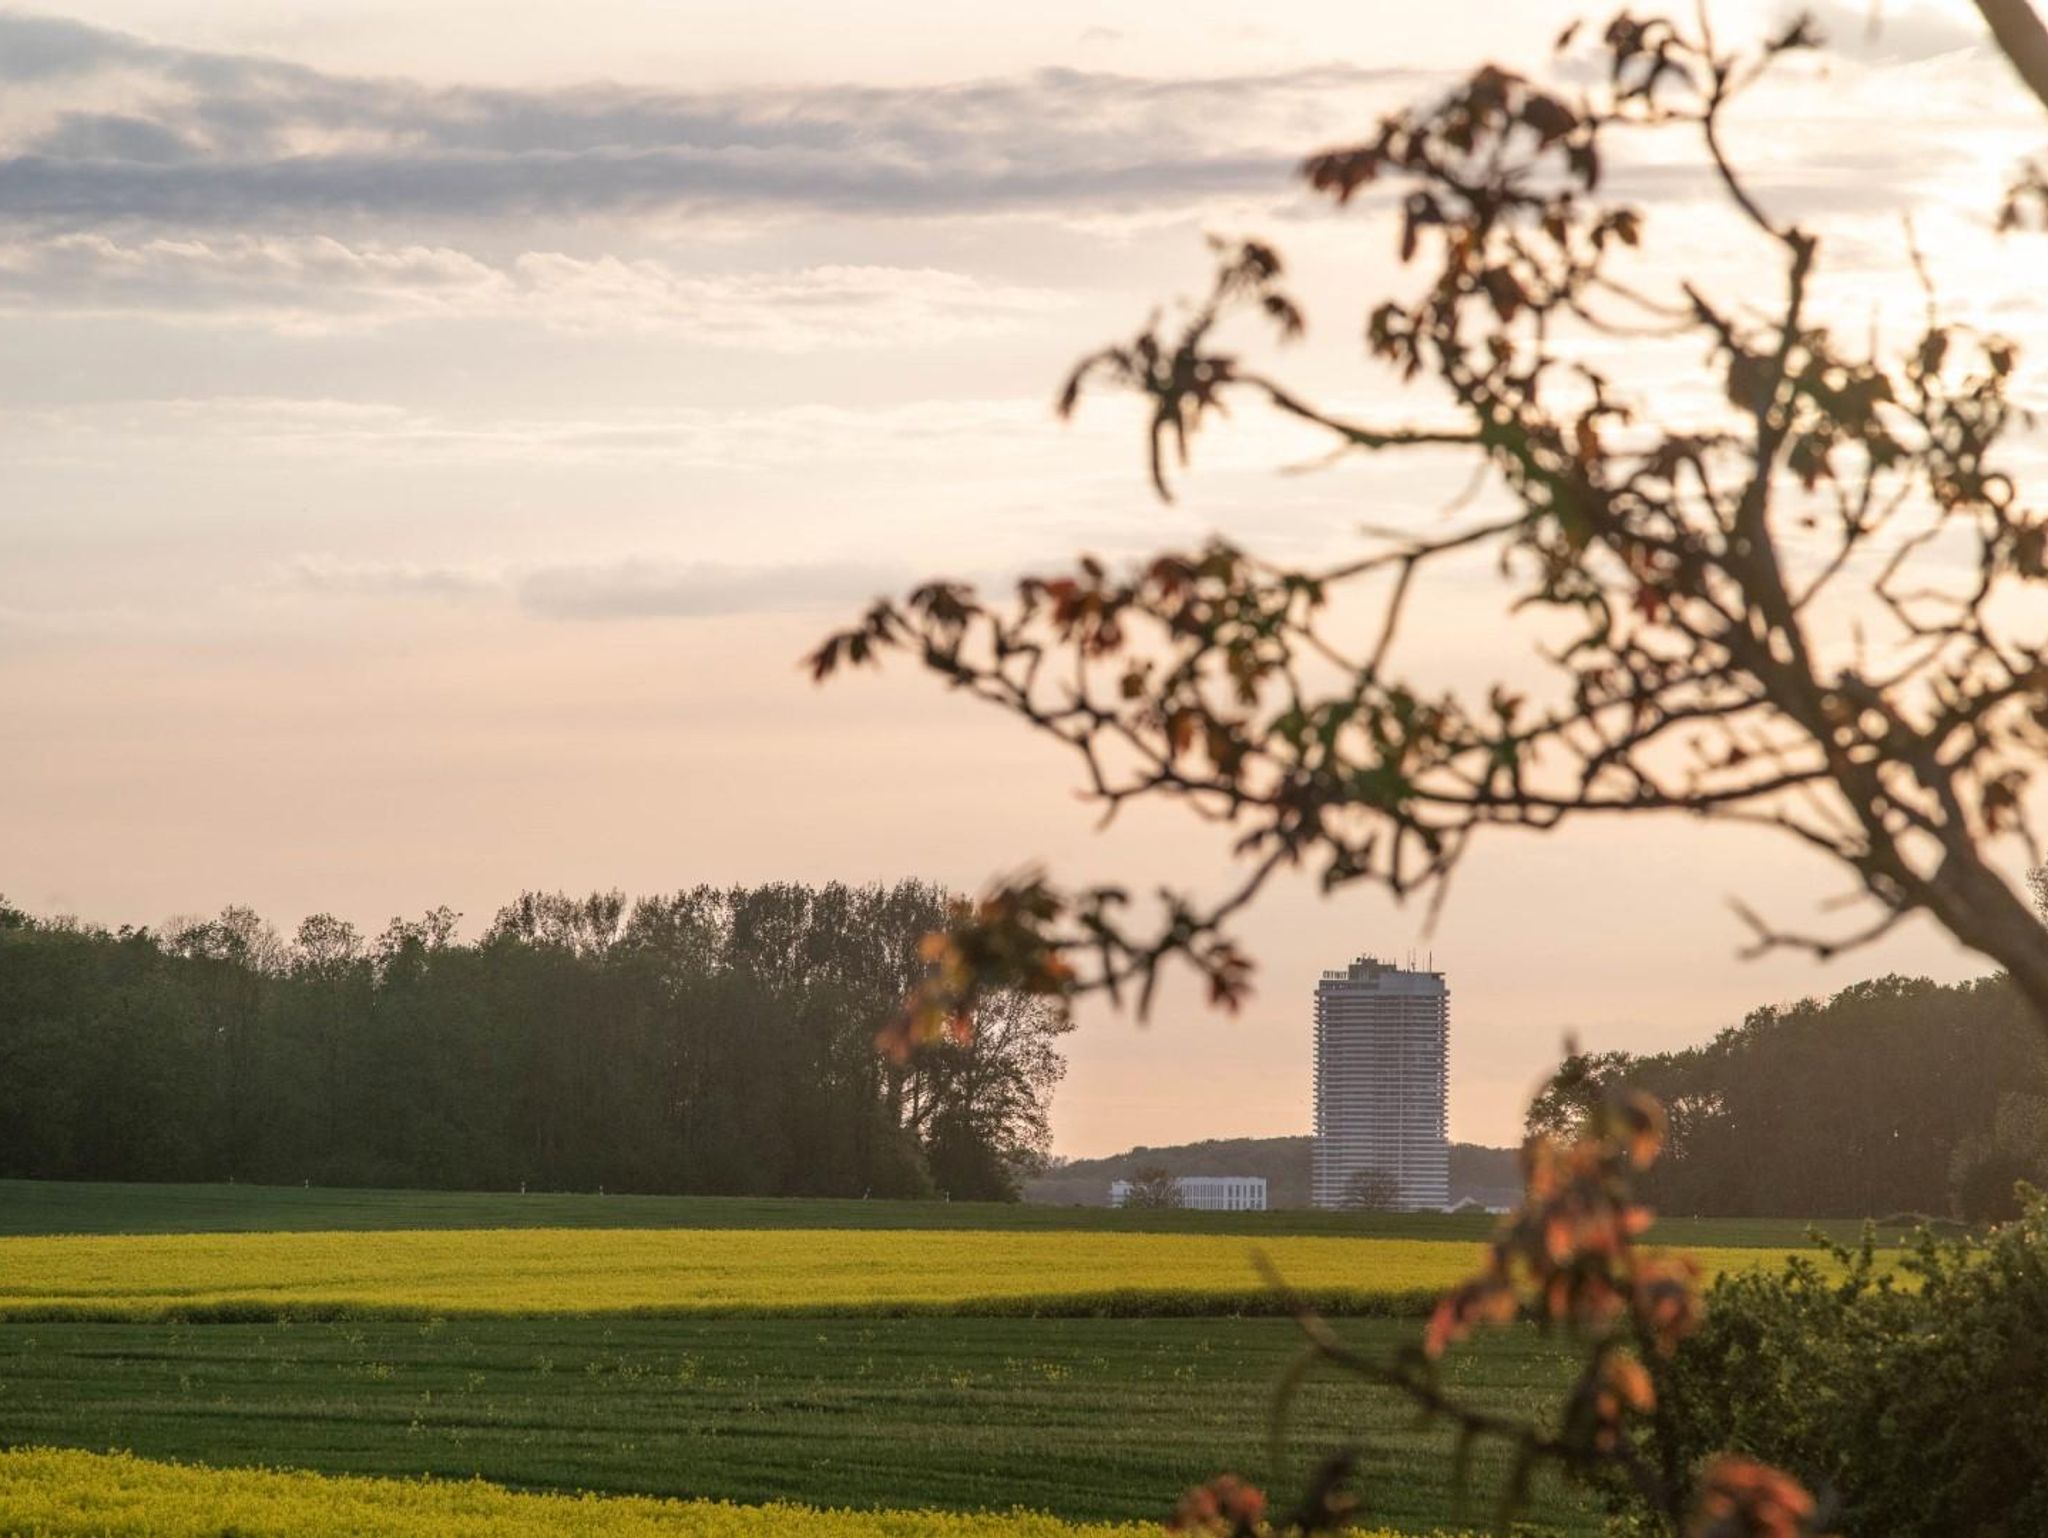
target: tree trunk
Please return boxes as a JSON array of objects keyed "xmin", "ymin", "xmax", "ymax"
[{"xmin": 1975, "ymin": 0, "xmax": 2048, "ymax": 114}]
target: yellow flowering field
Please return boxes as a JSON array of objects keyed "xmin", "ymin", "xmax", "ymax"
[
  {"xmin": 0, "ymin": 1227, "xmax": 1810, "ymax": 1320},
  {"xmin": 0, "ymin": 1448, "xmax": 1234, "ymax": 1538}
]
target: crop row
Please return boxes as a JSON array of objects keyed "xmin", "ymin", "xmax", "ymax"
[{"xmin": 0, "ymin": 1315, "xmax": 1593, "ymax": 1529}]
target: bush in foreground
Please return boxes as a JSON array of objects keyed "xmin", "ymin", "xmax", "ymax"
[{"xmin": 1628, "ymin": 1191, "xmax": 2048, "ymax": 1538}]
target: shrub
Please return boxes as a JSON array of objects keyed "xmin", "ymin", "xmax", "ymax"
[{"xmin": 1620, "ymin": 1189, "xmax": 2048, "ymax": 1537}]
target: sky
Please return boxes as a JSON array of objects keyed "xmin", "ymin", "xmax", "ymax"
[{"xmin": 4, "ymin": 1, "xmax": 2047, "ymax": 1155}]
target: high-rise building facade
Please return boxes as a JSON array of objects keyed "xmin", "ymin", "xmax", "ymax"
[{"xmin": 1312, "ymin": 957, "xmax": 1450, "ymax": 1211}]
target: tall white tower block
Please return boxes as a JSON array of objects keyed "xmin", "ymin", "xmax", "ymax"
[{"xmin": 1312, "ymin": 957, "xmax": 1450, "ymax": 1211}]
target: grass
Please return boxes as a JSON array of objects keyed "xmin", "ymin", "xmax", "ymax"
[
  {"xmin": 0, "ymin": 1317, "xmax": 1590, "ymax": 1532},
  {"xmin": 0, "ymin": 1178, "xmax": 1873, "ymax": 1248},
  {"xmin": 0, "ymin": 1447, "xmax": 1179, "ymax": 1538},
  {"xmin": 0, "ymin": 1226, "xmax": 1821, "ymax": 1323}
]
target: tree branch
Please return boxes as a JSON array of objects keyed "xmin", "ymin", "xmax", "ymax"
[{"xmin": 1975, "ymin": 0, "xmax": 2048, "ymax": 116}]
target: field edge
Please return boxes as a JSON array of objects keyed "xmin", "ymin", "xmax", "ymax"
[{"xmin": 0, "ymin": 1446, "xmax": 1441, "ymax": 1538}]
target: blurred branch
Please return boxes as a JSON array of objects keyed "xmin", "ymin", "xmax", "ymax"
[{"xmin": 1975, "ymin": 0, "xmax": 2048, "ymax": 115}]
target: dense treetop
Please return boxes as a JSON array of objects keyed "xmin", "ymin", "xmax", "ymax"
[
  {"xmin": 0, "ymin": 883, "xmax": 1066, "ymax": 1202},
  {"xmin": 1529, "ymin": 973, "xmax": 2048, "ymax": 1220}
]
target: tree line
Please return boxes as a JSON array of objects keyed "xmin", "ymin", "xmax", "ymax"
[
  {"xmin": 0, "ymin": 883, "xmax": 1068, "ymax": 1201},
  {"xmin": 1529, "ymin": 973, "xmax": 2048, "ymax": 1220}
]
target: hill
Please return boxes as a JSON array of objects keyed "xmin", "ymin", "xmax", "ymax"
[{"xmin": 1023, "ymin": 1136, "xmax": 1520, "ymax": 1209}]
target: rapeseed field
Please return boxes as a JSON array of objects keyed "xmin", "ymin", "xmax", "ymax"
[
  {"xmin": 0, "ymin": 1448, "xmax": 1227, "ymax": 1538},
  {"xmin": 0, "ymin": 1227, "xmax": 1812, "ymax": 1320}
]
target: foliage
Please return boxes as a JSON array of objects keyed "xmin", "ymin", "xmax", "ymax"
[
  {"xmin": 1525, "ymin": 1054, "xmax": 1637, "ymax": 1145},
  {"xmin": 0, "ymin": 882, "xmax": 1066, "ymax": 1203},
  {"xmin": 0, "ymin": 1225, "xmax": 1827, "ymax": 1322},
  {"xmin": 810, "ymin": 6, "xmax": 2048, "ymax": 1059},
  {"xmin": 1525, "ymin": 976, "xmax": 2048, "ymax": 1217},
  {"xmin": 1121, "ymin": 1165, "xmax": 1185, "ymax": 1209},
  {"xmin": 0, "ymin": 1448, "xmax": 1182, "ymax": 1538},
  {"xmin": 1948, "ymin": 1091, "xmax": 2048, "ymax": 1221},
  {"xmin": 0, "ymin": 1318, "xmax": 1590, "ymax": 1530},
  {"xmin": 1622, "ymin": 1194, "xmax": 2048, "ymax": 1537},
  {"xmin": 1339, "ymin": 1170, "xmax": 1404, "ymax": 1213}
]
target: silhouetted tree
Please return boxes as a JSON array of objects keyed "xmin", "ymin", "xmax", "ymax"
[
  {"xmin": 1526, "ymin": 1050, "xmax": 1635, "ymax": 1143},
  {"xmin": 1120, "ymin": 1165, "xmax": 1184, "ymax": 1209},
  {"xmin": 1337, "ymin": 1168, "xmax": 1402, "ymax": 1212},
  {"xmin": 815, "ymin": 9, "xmax": 2048, "ymax": 1069},
  {"xmin": 814, "ymin": 7, "xmax": 2048, "ymax": 1532}
]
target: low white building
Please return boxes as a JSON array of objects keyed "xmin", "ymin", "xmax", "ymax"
[{"xmin": 1108, "ymin": 1175, "xmax": 1268, "ymax": 1211}]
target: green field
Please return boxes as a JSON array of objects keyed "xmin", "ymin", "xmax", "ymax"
[
  {"xmin": 0, "ymin": 1178, "xmax": 1875, "ymax": 1247},
  {"xmin": 0, "ymin": 1316, "xmax": 1588, "ymax": 1531}
]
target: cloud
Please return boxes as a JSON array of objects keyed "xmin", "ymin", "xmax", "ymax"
[
  {"xmin": 515, "ymin": 559, "xmax": 906, "ymax": 620},
  {"xmin": 0, "ymin": 13, "xmax": 156, "ymax": 83},
  {"xmin": 0, "ymin": 232, "xmax": 507, "ymax": 322},
  {"xmin": 0, "ymin": 13, "xmax": 1420, "ymax": 230},
  {"xmin": 1, "ymin": 393, "xmax": 1066, "ymax": 471},
  {"xmin": 0, "ymin": 10, "xmax": 2016, "ymax": 266},
  {"xmin": 288, "ymin": 557, "xmax": 496, "ymax": 600},
  {"xmin": 1801, "ymin": 1, "xmax": 1987, "ymax": 64},
  {"xmin": 280, "ymin": 554, "xmax": 906, "ymax": 620},
  {"xmin": 0, "ymin": 231, "xmax": 1069, "ymax": 341}
]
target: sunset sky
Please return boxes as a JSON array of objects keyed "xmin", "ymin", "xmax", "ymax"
[{"xmin": 5, "ymin": 0, "xmax": 2046, "ymax": 1153}]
